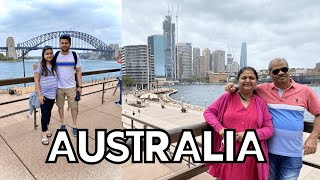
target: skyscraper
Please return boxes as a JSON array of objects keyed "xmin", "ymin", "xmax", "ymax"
[
  {"xmin": 202, "ymin": 48, "xmax": 210, "ymax": 74},
  {"xmin": 227, "ymin": 53, "xmax": 233, "ymax": 64},
  {"xmin": 226, "ymin": 61, "xmax": 240, "ymax": 74},
  {"xmin": 192, "ymin": 47, "xmax": 200, "ymax": 77},
  {"xmin": 148, "ymin": 35, "xmax": 165, "ymax": 77},
  {"xmin": 199, "ymin": 56, "xmax": 206, "ymax": 78},
  {"xmin": 214, "ymin": 50, "xmax": 225, "ymax": 73},
  {"xmin": 210, "ymin": 52, "xmax": 215, "ymax": 71},
  {"xmin": 177, "ymin": 43, "xmax": 192, "ymax": 79},
  {"xmin": 240, "ymin": 42, "xmax": 247, "ymax": 68},
  {"xmin": 121, "ymin": 45, "xmax": 155, "ymax": 90},
  {"xmin": 163, "ymin": 15, "xmax": 176, "ymax": 80}
]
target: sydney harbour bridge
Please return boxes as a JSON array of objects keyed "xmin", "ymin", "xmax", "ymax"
[{"xmin": 0, "ymin": 30, "xmax": 116, "ymax": 60}]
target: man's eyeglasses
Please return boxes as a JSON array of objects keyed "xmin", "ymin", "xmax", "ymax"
[
  {"xmin": 272, "ymin": 67, "xmax": 289, "ymax": 75},
  {"xmin": 43, "ymin": 45, "xmax": 52, "ymax": 50}
]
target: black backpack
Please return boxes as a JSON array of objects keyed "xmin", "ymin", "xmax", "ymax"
[
  {"xmin": 54, "ymin": 51, "xmax": 78, "ymax": 69},
  {"xmin": 54, "ymin": 51, "xmax": 79, "ymax": 87}
]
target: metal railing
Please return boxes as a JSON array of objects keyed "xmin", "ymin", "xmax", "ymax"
[
  {"xmin": 122, "ymin": 112, "xmax": 320, "ymax": 179},
  {"xmin": 0, "ymin": 68, "xmax": 120, "ymax": 129}
]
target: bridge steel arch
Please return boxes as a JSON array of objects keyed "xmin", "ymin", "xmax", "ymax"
[{"xmin": 16, "ymin": 30, "xmax": 113, "ymax": 59}]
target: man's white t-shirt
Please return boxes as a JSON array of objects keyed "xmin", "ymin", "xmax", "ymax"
[{"xmin": 56, "ymin": 51, "xmax": 81, "ymax": 88}]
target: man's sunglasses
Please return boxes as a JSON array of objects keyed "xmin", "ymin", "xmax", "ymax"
[
  {"xmin": 272, "ymin": 67, "xmax": 289, "ymax": 75},
  {"xmin": 43, "ymin": 45, "xmax": 52, "ymax": 50}
]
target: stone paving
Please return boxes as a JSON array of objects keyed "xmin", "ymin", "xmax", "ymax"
[{"xmin": 0, "ymin": 83, "xmax": 122, "ymax": 180}]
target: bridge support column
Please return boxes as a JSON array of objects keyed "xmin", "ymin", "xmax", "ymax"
[{"xmin": 6, "ymin": 37, "xmax": 18, "ymax": 59}]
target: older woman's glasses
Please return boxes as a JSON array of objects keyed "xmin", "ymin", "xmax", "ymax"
[{"xmin": 272, "ymin": 67, "xmax": 288, "ymax": 75}]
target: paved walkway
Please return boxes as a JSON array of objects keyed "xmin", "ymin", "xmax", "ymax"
[{"xmin": 0, "ymin": 83, "xmax": 122, "ymax": 180}]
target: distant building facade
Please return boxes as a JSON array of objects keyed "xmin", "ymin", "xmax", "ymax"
[
  {"xmin": 163, "ymin": 15, "xmax": 176, "ymax": 80},
  {"xmin": 193, "ymin": 47, "xmax": 200, "ymax": 77},
  {"xmin": 214, "ymin": 50, "xmax": 225, "ymax": 73},
  {"xmin": 121, "ymin": 45, "xmax": 155, "ymax": 90},
  {"xmin": 148, "ymin": 35, "xmax": 165, "ymax": 77},
  {"xmin": 240, "ymin": 42, "xmax": 247, "ymax": 68},
  {"xmin": 177, "ymin": 43, "xmax": 192, "ymax": 79}
]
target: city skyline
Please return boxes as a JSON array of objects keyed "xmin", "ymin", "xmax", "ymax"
[
  {"xmin": 123, "ymin": 0, "xmax": 320, "ymax": 70},
  {"xmin": 0, "ymin": 0, "xmax": 121, "ymax": 56}
]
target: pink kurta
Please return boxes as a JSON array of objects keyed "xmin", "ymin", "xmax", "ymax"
[
  {"xmin": 204, "ymin": 92, "xmax": 274, "ymax": 180},
  {"xmin": 214, "ymin": 93, "xmax": 258, "ymax": 180}
]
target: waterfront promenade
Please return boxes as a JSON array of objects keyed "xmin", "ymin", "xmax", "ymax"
[
  {"xmin": 122, "ymin": 90, "xmax": 320, "ymax": 180},
  {"xmin": 0, "ymin": 82, "xmax": 122, "ymax": 180}
]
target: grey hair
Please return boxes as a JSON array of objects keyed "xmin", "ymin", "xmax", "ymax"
[{"xmin": 268, "ymin": 58, "xmax": 289, "ymax": 71}]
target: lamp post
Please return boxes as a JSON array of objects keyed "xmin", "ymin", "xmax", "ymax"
[{"xmin": 22, "ymin": 50, "xmax": 26, "ymax": 87}]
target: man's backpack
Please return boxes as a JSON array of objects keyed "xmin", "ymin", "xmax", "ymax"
[
  {"xmin": 54, "ymin": 51, "xmax": 78, "ymax": 69},
  {"xmin": 54, "ymin": 51, "xmax": 79, "ymax": 87}
]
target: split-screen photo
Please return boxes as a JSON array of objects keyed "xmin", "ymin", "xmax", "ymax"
[{"xmin": 1, "ymin": 0, "xmax": 320, "ymax": 180}]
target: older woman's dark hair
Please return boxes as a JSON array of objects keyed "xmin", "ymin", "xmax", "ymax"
[{"xmin": 236, "ymin": 66, "xmax": 259, "ymax": 81}]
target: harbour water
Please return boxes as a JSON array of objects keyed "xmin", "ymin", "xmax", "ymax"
[
  {"xmin": 0, "ymin": 59, "xmax": 120, "ymax": 89},
  {"xmin": 170, "ymin": 84, "xmax": 320, "ymax": 121}
]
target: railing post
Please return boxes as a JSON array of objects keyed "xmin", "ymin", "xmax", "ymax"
[
  {"xmin": 131, "ymin": 119, "xmax": 134, "ymax": 129},
  {"xmin": 107, "ymin": 74, "xmax": 109, "ymax": 86},
  {"xmin": 101, "ymin": 77, "xmax": 105, "ymax": 104},
  {"xmin": 92, "ymin": 76, "xmax": 93, "ymax": 85},
  {"xmin": 188, "ymin": 157, "xmax": 191, "ymax": 168},
  {"xmin": 33, "ymin": 109, "xmax": 37, "ymax": 129}
]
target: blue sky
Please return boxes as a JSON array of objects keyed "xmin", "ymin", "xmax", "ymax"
[
  {"xmin": 0, "ymin": 0, "xmax": 121, "ymax": 56},
  {"xmin": 122, "ymin": 0, "xmax": 320, "ymax": 70}
]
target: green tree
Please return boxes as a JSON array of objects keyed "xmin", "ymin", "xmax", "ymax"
[
  {"xmin": 0, "ymin": 53, "xmax": 5, "ymax": 59},
  {"xmin": 122, "ymin": 75, "xmax": 133, "ymax": 87}
]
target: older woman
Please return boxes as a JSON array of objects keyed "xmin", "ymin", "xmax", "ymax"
[{"xmin": 203, "ymin": 66, "xmax": 274, "ymax": 180}]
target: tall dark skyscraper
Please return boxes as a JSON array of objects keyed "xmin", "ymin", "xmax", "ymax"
[
  {"xmin": 240, "ymin": 42, "xmax": 247, "ymax": 68},
  {"xmin": 148, "ymin": 35, "xmax": 165, "ymax": 77},
  {"xmin": 163, "ymin": 15, "xmax": 175, "ymax": 80}
]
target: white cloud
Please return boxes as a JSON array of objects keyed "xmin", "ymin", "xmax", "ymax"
[
  {"xmin": 122, "ymin": 0, "xmax": 320, "ymax": 69},
  {"xmin": 0, "ymin": 0, "xmax": 121, "ymax": 55}
]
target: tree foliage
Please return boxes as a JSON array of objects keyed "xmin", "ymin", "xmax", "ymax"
[
  {"xmin": 122, "ymin": 75, "xmax": 133, "ymax": 86},
  {"xmin": 0, "ymin": 53, "xmax": 5, "ymax": 59}
]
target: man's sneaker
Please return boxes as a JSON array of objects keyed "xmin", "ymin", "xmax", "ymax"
[
  {"xmin": 73, "ymin": 128, "xmax": 78, "ymax": 137},
  {"xmin": 115, "ymin": 101, "xmax": 122, "ymax": 106},
  {"xmin": 60, "ymin": 124, "xmax": 66, "ymax": 129}
]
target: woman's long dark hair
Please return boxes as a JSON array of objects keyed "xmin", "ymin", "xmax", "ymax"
[{"xmin": 41, "ymin": 46, "xmax": 57, "ymax": 76}]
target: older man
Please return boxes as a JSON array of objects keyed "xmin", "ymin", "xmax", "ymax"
[{"xmin": 225, "ymin": 58, "xmax": 320, "ymax": 180}]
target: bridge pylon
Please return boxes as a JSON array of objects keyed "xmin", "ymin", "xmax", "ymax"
[{"xmin": 6, "ymin": 37, "xmax": 18, "ymax": 59}]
